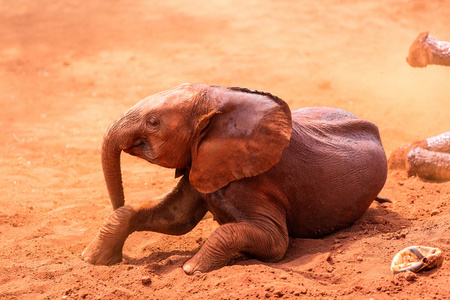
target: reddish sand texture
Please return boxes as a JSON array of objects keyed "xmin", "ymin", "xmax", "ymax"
[{"xmin": 1, "ymin": 0, "xmax": 449, "ymax": 299}]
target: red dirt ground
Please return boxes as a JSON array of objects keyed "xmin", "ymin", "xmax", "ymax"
[{"xmin": 1, "ymin": 0, "xmax": 449, "ymax": 299}]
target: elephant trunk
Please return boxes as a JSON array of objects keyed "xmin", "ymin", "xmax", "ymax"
[
  {"xmin": 101, "ymin": 112, "xmax": 139, "ymax": 210},
  {"xmin": 102, "ymin": 129, "xmax": 125, "ymax": 210}
]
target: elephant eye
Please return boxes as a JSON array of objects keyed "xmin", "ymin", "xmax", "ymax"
[{"xmin": 147, "ymin": 116, "xmax": 159, "ymax": 127}]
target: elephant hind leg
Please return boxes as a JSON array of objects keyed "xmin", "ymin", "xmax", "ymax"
[{"xmin": 183, "ymin": 220, "xmax": 289, "ymax": 274}]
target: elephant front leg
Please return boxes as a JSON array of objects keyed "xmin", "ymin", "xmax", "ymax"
[
  {"xmin": 183, "ymin": 221, "xmax": 289, "ymax": 274},
  {"xmin": 83, "ymin": 176, "xmax": 208, "ymax": 265},
  {"xmin": 82, "ymin": 205, "xmax": 134, "ymax": 265}
]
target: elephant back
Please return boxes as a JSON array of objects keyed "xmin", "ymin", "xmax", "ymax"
[{"xmin": 277, "ymin": 107, "xmax": 387, "ymax": 237}]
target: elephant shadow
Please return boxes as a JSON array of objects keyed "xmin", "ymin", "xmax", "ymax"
[
  {"xmin": 123, "ymin": 202, "xmax": 409, "ymax": 276},
  {"xmin": 123, "ymin": 248, "xmax": 201, "ymax": 275},
  {"xmin": 238, "ymin": 202, "xmax": 410, "ymax": 272}
]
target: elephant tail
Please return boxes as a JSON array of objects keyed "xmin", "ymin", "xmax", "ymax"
[{"xmin": 375, "ymin": 196, "xmax": 392, "ymax": 203}]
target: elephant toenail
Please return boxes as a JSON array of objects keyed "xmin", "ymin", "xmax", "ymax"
[{"xmin": 183, "ymin": 264, "xmax": 192, "ymax": 274}]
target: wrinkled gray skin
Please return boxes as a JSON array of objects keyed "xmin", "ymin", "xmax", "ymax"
[
  {"xmin": 388, "ymin": 132, "xmax": 450, "ymax": 181},
  {"xmin": 82, "ymin": 83, "xmax": 387, "ymax": 274}
]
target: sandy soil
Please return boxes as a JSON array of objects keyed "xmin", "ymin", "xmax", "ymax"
[{"xmin": 1, "ymin": 0, "xmax": 449, "ymax": 299}]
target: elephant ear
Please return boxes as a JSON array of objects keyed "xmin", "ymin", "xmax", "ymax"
[{"xmin": 189, "ymin": 86, "xmax": 292, "ymax": 193}]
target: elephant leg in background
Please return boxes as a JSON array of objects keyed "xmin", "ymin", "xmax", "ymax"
[
  {"xmin": 82, "ymin": 176, "xmax": 208, "ymax": 265},
  {"xmin": 407, "ymin": 132, "xmax": 450, "ymax": 181},
  {"xmin": 183, "ymin": 219, "xmax": 289, "ymax": 274},
  {"xmin": 389, "ymin": 131, "xmax": 450, "ymax": 181},
  {"xmin": 408, "ymin": 148, "xmax": 450, "ymax": 181}
]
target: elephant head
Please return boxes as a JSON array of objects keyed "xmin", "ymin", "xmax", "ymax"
[{"xmin": 103, "ymin": 83, "xmax": 292, "ymax": 210}]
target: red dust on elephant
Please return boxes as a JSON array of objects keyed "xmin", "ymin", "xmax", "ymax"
[{"xmin": 82, "ymin": 83, "xmax": 388, "ymax": 274}]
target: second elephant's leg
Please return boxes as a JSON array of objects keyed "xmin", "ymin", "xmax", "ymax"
[
  {"xmin": 183, "ymin": 220, "xmax": 289, "ymax": 274},
  {"xmin": 407, "ymin": 148, "xmax": 450, "ymax": 181},
  {"xmin": 406, "ymin": 132, "xmax": 450, "ymax": 181}
]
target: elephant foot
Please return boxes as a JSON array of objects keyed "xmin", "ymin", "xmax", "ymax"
[
  {"xmin": 82, "ymin": 206, "xmax": 135, "ymax": 266},
  {"xmin": 183, "ymin": 251, "xmax": 247, "ymax": 275},
  {"xmin": 182, "ymin": 250, "xmax": 232, "ymax": 275},
  {"xmin": 182, "ymin": 257, "xmax": 208, "ymax": 275},
  {"xmin": 82, "ymin": 233, "xmax": 124, "ymax": 265}
]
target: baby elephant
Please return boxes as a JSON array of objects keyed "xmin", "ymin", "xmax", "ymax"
[{"xmin": 82, "ymin": 83, "xmax": 387, "ymax": 274}]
